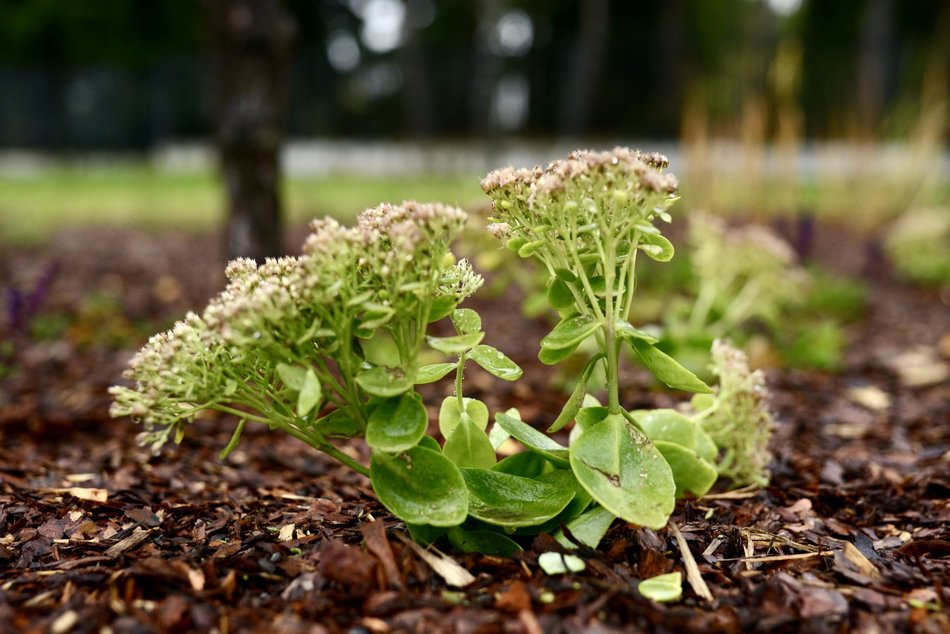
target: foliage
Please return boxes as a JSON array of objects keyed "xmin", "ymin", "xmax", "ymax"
[
  {"xmin": 112, "ymin": 149, "xmax": 778, "ymax": 554},
  {"xmin": 655, "ymin": 213, "xmax": 866, "ymax": 373},
  {"xmin": 884, "ymin": 208, "xmax": 950, "ymax": 286}
]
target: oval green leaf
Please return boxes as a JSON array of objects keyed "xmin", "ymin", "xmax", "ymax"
[
  {"xmin": 628, "ymin": 339, "xmax": 713, "ymax": 394},
  {"xmin": 355, "ymin": 366, "xmax": 414, "ymax": 397},
  {"xmin": 428, "ymin": 332, "xmax": 485, "ymax": 354},
  {"xmin": 538, "ymin": 342, "xmax": 580, "ymax": 365},
  {"xmin": 653, "ymin": 440, "xmax": 718, "ymax": 499},
  {"xmin": 615, "ymin": 318, "xmax": 659, "ymax": 344},
  {"xmin": 366, "ymin": 392, "xmax": 428, "ymax": 453},
  {"xmin": 427, "ymin": 295, "xmax": 457, "ymax": 323},
  {"xmin": 370, "ymin": 446, "xmax": 468, "ymax": 527},
  {"xmin": 541, "ymin": 315, "xmax": 603, "ymax": 351},
  {"xmin": 276, "ymin": 363, "xmax": 306, "ymax": 390},
  {"xmin": 447, "ymin": 527, "xmax": 523, "ymax": 558},
  {"xmin": 415, "ymin": 362, "xmax": 456, "ymax": 384},
  {"xmin": 439, "ymin": 396, "xmax": 489, "ymax": 438},
  {"xmin": 451, "ymin": 308, "xmax": 482, "ymax": 335},
  {"xmin": 460, "ymin": 468, "xmax": 575, "ymax": 527},
  {"xmin": 469, "ymin": 344, "xmax": 523, "ymax": 381},
  {"xmin": 314, "ymin": 409, "xmax": 361, "ymax": 438},
  {"xmin": 638, "ymin": 233, "xmax": 675, "ymax": 262},
  {"xmin": 555, "ymin": 505, "xmax": 616, "ymax": 550},
  {"xmin": 443, "ymin": 416, "xmax": 497, "ymax": 469},
  {"xmin": 494, "ymin": 412, "xmax": 569, "ymax": 467},
  {"xmin": 547, "ymin": 278, "xmax": 575, "ymax": 310},
  {"xmin": 569, "ymin": 413, "xmax": 675, "ymax": 529},
  {"xmin": 297, "ymin": 368, "xmax": 323, "ymax": 417},
  {"xmin": 629, "ymin": 409, "xmax": 697, "ymax": 448},
  {"xmin": 492, "ymin": 451, "xmax": 552, "ymax": 478}
]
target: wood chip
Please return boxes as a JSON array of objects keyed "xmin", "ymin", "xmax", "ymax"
[
  {"xmin": 361, "ymin": 520, "xmax": 404, "ymax": 590},
  {"xmin": 404, "ymin": 539, "xmax": 474, "ymax": 588},
  {"xmin": 104, "ymin": 529, "xmax": 151, "ymax": 558},
  {"xmin": 41, "ymin": 488, "xmax": 109, "ymax": 503},
  {"xmin": 672, "ymin": 524, "xmax": 713, "ymax": 602}
]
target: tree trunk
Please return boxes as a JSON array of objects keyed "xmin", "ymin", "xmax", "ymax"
[
  {"xmin": 856, "ymin": 0, "xmax": 893, "ymax": 138},
  {"xmin": 210, "ymin": 0, "xmax": 296, "ymax": 261}
]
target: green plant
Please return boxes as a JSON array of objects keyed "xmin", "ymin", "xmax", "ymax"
[
  {"xmin": 481, "ymin": 148, "xmax": 723, "ymax": 533},
  {"xmin": 884, "ymin": 207, "xmax": 950, "ymax": 286},
  {"xmin": 112, "ymin": 149, "xmax": 774, "ymax": 555}
]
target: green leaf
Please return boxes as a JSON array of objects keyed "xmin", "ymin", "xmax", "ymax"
[
  {"xmin": 554, "ymin": 267, "xmax": 578, "ymax": 283},
  {"xmin": 506, "ymin": 236, "xmax": 528, "ymax": 252},
  {"xmin": 555, "ymin": 506, "xmax": 616, "ymax": 550},
  {"xmin": 629, "ymin": 409, "xmax": 696, "ymax": 448},
  {"xmin": 417, "ymin": 434, "xmax": 442, "ymax": 452},
  {"xmin": 548, "ymin": 354, "xmax": 604, "ymax": 432},
  {"xmin": 570, "ymin": 405, "xmax": 610, "ymax": 443},
  {"xmin": 314, "ymin": 409, "xmax": 361, "ymax": 438},
  {"xmin": 447, "ymin": 527, "xmax": 523, "ymax": 557},
  {"xmin": 276, "ymin": 363, "xmax": 306, "ymax": 390},
  {"xmin": 690, "ymin": 392, "xmax": 716, "ymax": 412},
  {"xmin": 460, "ymin": 468, "xmax": 575, "ymax": 528},
  {"xmin": 525, "ymin": 469, "xmax": 593, "ymax": 535},
  {"xmin": 414, "ymin": 363, "xmax": 456, "ymax": 384},
  {"xmin": 355, "ymin": 366, "xmax": 414, "ymax": 397},
  {"xmin": 451, "ymin": 308, "xmax": 482, "ymax": 335},
  {"xmin": 297, "ymin": 369, "xmax": 323, "ymax": 417},
  {"xmin": 569, "ymin": 413, "xmax": 675, "ymax": 529},
  {"xmin": 443, "ymin": 416, "xmax": 497, "ymax": 469},
  {"xmin": 469, "ymin": 345, "xmax": 523, "ymax": 381},
  {"xmin": 439, "ymin": 396, "xmax": 489, "ymax": 438},
  {"xmin": 541, "ymin": 315, "xmax": 603, "ymax": 350},
  {"xmin": 359, "ymin": 331, "xmax": 401, "ymax": 367},
  {"xmin": 427, "ymin": 295, "xmax": 457, "ymax": 322},
  {"xmin": 517, "ymin": 239, "xmax": 545, "ymax": 257},
  {"xmin": 693, "ymin": 428, "xmax": 718, "ymax": 464},
  {"xmin": 494, "ymin": 412, "xmax": 569, "ymax": 467},
  {"xmin": 366, "ymin": 392, "xmax": 428, "ymax": 453},
  {"xmin": 538, "ymin": 342, "xmax": 580, "ymax": 365},
  {"xmin": 491, "ymin": 451, "xmax": 551, "ymax": 478},
  {"xmin": 615, "ymin": 319, "xmax": 658, "ymax": 344},
  {"xmin": 547, "ymin": 278, "xmax": 575, "ymax": 310},
  {"xmin": 360, "ymin": 305, "xmax": 395, "ymax": 330},
  {"xmin": 427, "ymin": 332, "xmax": 485, "ymax": 354},
  {"xmin": 653, "ymin": 440, "xmax": 718, "ymax": 498},
  {"xmin": 371, "ymin": 447, "xmax": 468, "ymax": 527},
  {"xmin": 406, "ymin": 522, "xmax": 446, "ymax": 546},
  {"xmin": 638, "ymin": 233, "xmax": 675, "ymax": 262},
  {"xmin": 628, "ymin": 339, "xmax": 713, "ymax": 394},
  {"xmin": 638, "ymin": 572, "xmax": 683, "ymax": 603}
]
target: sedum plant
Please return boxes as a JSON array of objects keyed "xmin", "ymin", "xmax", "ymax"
[
  {"xmin": 481, "ymin": 148, "xmax": 721, "ymax": 534},
  {"xmin": 113, "ymin": 149, "xmax": 775, "ymax": 556},
  {"xmin": 884, "ymin": 207, "xmax": 950, "ymax": 286}
]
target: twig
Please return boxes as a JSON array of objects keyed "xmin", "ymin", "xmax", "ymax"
[{"xmin": 672, "ymin": 524, "xmax": 713, "ymax": 602}]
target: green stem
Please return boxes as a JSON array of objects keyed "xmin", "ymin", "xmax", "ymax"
[{"xmin": 455, "ymin": 350, "xmax": 467, "ymax": 411}]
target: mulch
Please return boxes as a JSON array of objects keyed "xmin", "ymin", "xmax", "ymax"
[{"xmin": 1, "ymin": 223, "xmax": 948, "ymax": 633}]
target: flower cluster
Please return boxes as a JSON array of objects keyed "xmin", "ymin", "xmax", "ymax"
[
  {"xmin": 696, "ymin": 340, "xmax": 775, "ymax": 486},
  {"xmin": 482, "ymin": 148, "xmax": 680, "ymax": 326},
  {"xmin": 111, "ymin": 201, "xmax": 472, "ymax": 451}
]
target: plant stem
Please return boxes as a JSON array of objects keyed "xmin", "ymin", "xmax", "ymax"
[{"xmin": 455, "ymin": 350, "xmax": 467, "ymax": 411}]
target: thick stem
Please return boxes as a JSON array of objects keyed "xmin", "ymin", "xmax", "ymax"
[{"xmin": 604, "ymin": 331, "xmax": 622, "ymax": 415}]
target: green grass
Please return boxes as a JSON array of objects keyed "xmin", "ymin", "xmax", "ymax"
[{"xmin": 0, "ymin": 166, "xmax": 484, "ymax": 245}]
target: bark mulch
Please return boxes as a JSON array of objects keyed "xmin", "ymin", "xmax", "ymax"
[{"xmin": 1, "ymin": 225, "xmax": 948, "ymax": 633}]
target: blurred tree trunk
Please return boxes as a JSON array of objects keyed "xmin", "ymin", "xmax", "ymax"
[
  {"xmin": 210, "ymin": 0, "xmax": 296, "ymax": 261},
  {"xmin": 856, "ymin": 0, "xmax": 893, "ymax": 138},
  {"xmin": 558, "ymin": 0, "xmax": 610, "ymax": 136},
  {"xmin": 469, "ymin": 0, "xmax": 502, "ymax": 136}
]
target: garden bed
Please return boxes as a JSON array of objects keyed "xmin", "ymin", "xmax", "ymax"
[{"xmin": 1, "ymin": 222, "xmax": 948, "ymax": 633}]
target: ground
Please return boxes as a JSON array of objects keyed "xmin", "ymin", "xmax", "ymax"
[{"xmin": 0, "ymin": 221, "xmax": 948, "ymax": 633}]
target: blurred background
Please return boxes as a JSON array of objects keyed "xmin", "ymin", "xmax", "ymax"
[{"xmin": 0, "ymin": 0, "xmax": 946, "ymax": 248}]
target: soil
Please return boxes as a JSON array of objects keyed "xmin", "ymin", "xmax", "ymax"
[{"xmin": 1, "ymin": 222, "xmax": 948, "ymax": 633}]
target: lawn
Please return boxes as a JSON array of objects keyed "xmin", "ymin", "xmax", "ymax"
[{"xmin": 0, "ymin": 166, "xmax": 484, "ymax": 245}]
